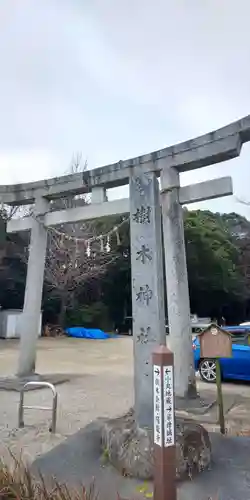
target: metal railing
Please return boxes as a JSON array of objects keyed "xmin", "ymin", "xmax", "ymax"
[{"xmin": 18, "ymin": 381, "xmax": 58, "ymax": 433}]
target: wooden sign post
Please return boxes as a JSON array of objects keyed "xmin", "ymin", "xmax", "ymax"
[
  {"xmin": 153, "ymin": 345, "xmax": 176, "ymax": 500},
  {"xmin": 198, "ymin": 323, "xmax": 232, "ymax": 435}
]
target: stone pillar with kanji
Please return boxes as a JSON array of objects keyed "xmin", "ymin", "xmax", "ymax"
[{"xmin": 129, "ymin": 170, "xmax": 166, "ymax": 429}]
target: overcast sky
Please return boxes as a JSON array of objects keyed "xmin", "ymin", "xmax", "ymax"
[{"xmin": 0, "ymin": 0, "xmax": 250, "ymax": 217}]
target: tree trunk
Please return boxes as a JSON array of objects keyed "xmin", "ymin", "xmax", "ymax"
[{"xmin": 58, "ymin": 293, "xmax": 67, "ymax": 327}]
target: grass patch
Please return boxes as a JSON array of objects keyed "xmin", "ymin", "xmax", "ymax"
[{"xmin": 0, "ymin": 455, "xmax": 97, "ymax": 500}]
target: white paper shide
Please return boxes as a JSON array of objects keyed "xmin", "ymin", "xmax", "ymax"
[
  {"xmin": 153, "ymin": 364, "xmax": 162, "ymax": 446},
  {"xmin": 163, "ymin": 365, "xmax": 174, "ymax": 447}
]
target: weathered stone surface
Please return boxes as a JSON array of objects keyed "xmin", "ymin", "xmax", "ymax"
[
  {"xmin": 129, "ymin": 172, "xmax": 165, "ymax": 429},
  {"xmin": 101, "ymin": 409, "xmax": 211, "ymax": 480}
]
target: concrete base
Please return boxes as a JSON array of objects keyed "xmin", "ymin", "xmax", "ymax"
[
  {"xmin": 32, "ymin": 420, "xmax": 250, "ymax": 500},
  {"xmin": 0, "ymin": 373, "xmax": 69, "ymax": 391},
  {"xmin": 175, "ymin": 393, "xmax": 217, "ymax": 415},
  {"xmin": 101, "ymin": 408, "xmax": 211, "ymax": 480}
]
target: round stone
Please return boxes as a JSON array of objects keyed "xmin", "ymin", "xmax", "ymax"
[{"xmin": 101, "ymin": 408, "xmax": 211, "ymax": 480}]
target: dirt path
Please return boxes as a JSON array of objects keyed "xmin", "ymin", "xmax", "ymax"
[{"xmin": 0, "ymin": 336, "xmax": 133, "ymax": 464}]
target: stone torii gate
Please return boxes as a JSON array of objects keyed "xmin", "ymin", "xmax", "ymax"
[{"xmin": 1, "ymin": 116, "xmax": 250, "ymax": 426}]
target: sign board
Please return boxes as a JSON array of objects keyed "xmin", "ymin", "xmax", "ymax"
[
  {"xmin": 163, "ymin": 366, "xmax": 174, "ymax": 447},
  {"xmin": 199, "ymin": 323, "xmax": 232, "ymax": 358},
  {"xmin": 153, "ymin": 365, "xmax": 162, "ymax": 446},
  {"xmin": 152, "ymin": 346, "xmax": 176, "ymax": 500}
]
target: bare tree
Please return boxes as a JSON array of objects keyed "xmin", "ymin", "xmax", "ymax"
[
  {"xmin": 45, "ymin": 222, "xmax": 119, "ymax": 325},
  {"xmin": 43, "ymin": 154, "xmax": 122, "ymax": 325},
  {"xmin": 17, "ymin": 154, "xmax": 123, "ymax": 325}
]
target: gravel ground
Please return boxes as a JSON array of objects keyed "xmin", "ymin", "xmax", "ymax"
[
  {"xmin": 0, "ymin": 336, "xmax": 134, "ymax": 465},
  {"xmin": 1, "ymin": 336, "xmax": 250, "ymax": 467}
]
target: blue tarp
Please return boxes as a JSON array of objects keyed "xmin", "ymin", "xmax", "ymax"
[{"xmin": 65, "ymin": 327, "xmax": 112, "ymax": 340}]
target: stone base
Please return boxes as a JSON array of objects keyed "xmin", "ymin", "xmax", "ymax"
[
  {"xmin": 0, "ymin": 373, "xmax": 70, "ymax": 391},
  {"xmin": 101, "ymin": 409, "xmax": 211, "ymax": 480},
  {"xmin": 175, "ymin": 394, "xmax": 217, "ymax": 415}
]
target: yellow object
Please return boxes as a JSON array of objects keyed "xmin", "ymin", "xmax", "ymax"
[{"xmin": 136, "ymin": 482, "xmax": 153, "ymax": 497}]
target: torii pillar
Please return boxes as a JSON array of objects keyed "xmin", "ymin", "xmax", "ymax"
[
  {"xmin": 18, "ymin": 197, "xmax": 49, "ymax": 376},
  {"xmin": 161, "ymin": 167, "xmax": 196, "ymax": 399}
]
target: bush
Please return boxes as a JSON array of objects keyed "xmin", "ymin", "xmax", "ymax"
[{"xmin": 66, "ymin": 302, "xmax": 111, "ymax": 330}]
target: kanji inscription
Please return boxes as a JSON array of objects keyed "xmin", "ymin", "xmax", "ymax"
[
  {"xmin": 154, "ymin": 365, "xmax": 162, "ymax": 446},
  {"xmin": 136, "ymin": 244, "xmax": 152, "ymax": 264},
  {"xmin": 163, "ymin": 366, "xmax": 175, "ymax": 447},
  {"xmin": 134, "ymin": 175, "xmax": 152, "ymax": 196},
  {"xmin": 136, "ymin": 326, "xmax": 150, "ymax": 344},
  {"xmin": 136, "ymin": 285, "xmax": 153, "ymax": 306},
  {"xmin": 132, "ymin": 206, "xmax": 151, "ymax": 224}
]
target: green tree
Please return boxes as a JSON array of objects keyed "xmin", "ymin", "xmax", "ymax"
[
  {"xmin": 184, "ymin": 210, "xmax": 246, "ymax": 321},
  {"xmin": 101, "ymin": 218, "xmax": 131, "ymax": 330},
  {"xmin": 0, "ymin": 208, "xmax": 27, "ymax": 310}
]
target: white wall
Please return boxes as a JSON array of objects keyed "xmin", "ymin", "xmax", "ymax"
[{"xmin": 0, "ymin": 310, "xmax": 42, "ymax": 339}]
